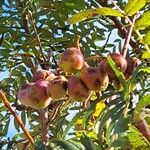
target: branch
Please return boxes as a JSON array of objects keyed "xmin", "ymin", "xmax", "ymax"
[
  {"xmin": 121, "ymin": 16, "xmax": 137, "ymax": 57},
  {"xmin": 28, "ymin": 10, "xmax": 47, "ymax": 63},
  {"xmin": 98, "ymin": 0, "xmax": 138, "ymax": 50},
  {"xmin": 37, "ymin": 109, "xmax": 49, "ymax": 144},
  {"xmin": 110, "ymin": 0, "xmax": 150, "ymax": 54},
  {"xmin": 0, "ymin": 90, "xmax": 34, "ymax": 144}
]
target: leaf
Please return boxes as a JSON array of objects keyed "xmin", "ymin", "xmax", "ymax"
[
  {"xmin": 144, "ymin": 31, "xmax": 150, "ymax": 44},
  {"xmin": 139, "ymin": 67, "xmax": 150, "ymax": 73},
  {"xmin": 135, "ymin": 11, "xmax": 150, "ymax": 30},
  {"xmin": 142, "ymin": 51, "xmax": 150, "ymax": 59},
  {"xmin": 63, "ymin": 111, "xmax": 83, "ymax": 137},
  {"xmin": 3, "ymin": 119, "xmax": 10, "ymax": 136},
  {"xmin": 128, "ymin": 125, "xmax": 149, "ymax": 149},
  {"xmin": 107, "ymin": 56, "xmax": 126, "ymax": 86},
  {"xmin": 67, "ymin": 7, "xmax": 123, "ymax": 24},
  {"xmin": 124, "ymin": 0, "xmax": 146, "ymax": 16},
  {"xmin": 21, "ymin": 110, "xmax": 26, "ymax": 125},
  {"xmin": 95, "ymin": 99, "xmax": 125, "ymax": 144},
  {"xmin": 135, "ymin": 94, "xmax": 150, "ymax": 113},
  {"xmin": 80, "ymin": 135, "xmax": 99, "ymax": 150},
  {"xmin": 52, "ymin": 139, "xmax": 85, "ymax": 150}
]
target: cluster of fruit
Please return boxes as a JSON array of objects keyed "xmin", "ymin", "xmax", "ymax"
[{"xmin": 18, "ymin": 37, "xmax": 140, "ymax": 109}]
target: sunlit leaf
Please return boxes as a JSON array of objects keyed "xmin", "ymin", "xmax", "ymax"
[
  {"xmin": 128, "ymin": 125, "xmax": 149, "ymax": 148},
  {"xmin": 139, "ymin": 67, "xmax": 150, "ymax": 73},
  {"xmin": 135, "ymin": 94, "xmax": 150, "ymax": 113},
  {"xmin": 124, "ymin": 0, "xmax": 146, "ymax": 16},
  {"xmin": 144, "ymin": 31, "xmax": 150, "ymax": 44},
  {"xmin": 67, "ymin": 7, "xmax": 123, "ymax": 24},
  {"xmin": 135, "ymin": 11, "xmax": 150, "ymax": 30},
  {"xmin": 142, "ymin": 51, "xmax": 150, "ymax": 59}
]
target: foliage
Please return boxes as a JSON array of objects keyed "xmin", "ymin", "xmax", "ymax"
[{"xmin": 0, "ymin": 0, "xmax": 150, "ymax": 149}]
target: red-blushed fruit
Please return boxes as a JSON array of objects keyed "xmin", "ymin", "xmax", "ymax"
[
  {"xmin": 32, "ymin": 70, "xmax": 55, "ymax": 82},
  {"xmin": 98, "ymin": 53, "xmax": 127, "ymax": 79},
  {"xmin": 68, "ymin": 75, "xmax": 91, "ymax": 102},
  {"xmin": 59, "ymin": 48, "xmax": 84, "ymax": 73},
  {"xmin": 46, "ymin": 76, "xmax": 68, "ymax": 100},
  {"xmin": 125, "ymin": 57, "xmax": 141, "ymax": 76},
  {"xmin": 18, "ymin": 80, "xmax": 51, "ymax": 109},
  {"xmin": 80, "ymin": 63, "xmax": 109, "ymax": 92}
]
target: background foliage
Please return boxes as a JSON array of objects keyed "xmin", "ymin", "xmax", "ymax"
[{"xmin": 0, "ymin": 0, "xmax": 150, "ymax": 149}]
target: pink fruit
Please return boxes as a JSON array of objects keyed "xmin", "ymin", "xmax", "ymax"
[
  {"xmin": 125, "ymin": 57, "xmax": 141, "ymax": 75},
  {"xmin": 32, "ymin": 70, "xmax": 55, "ymax": 82},
  {"xmin": 98, "ymin": 53, "xmax": 127, "ymax": 79},
  {"xmin": 59, "ymin": 36, "xmax": 84, "ymax": 73},
  {"xmin": 80, "ymin": 63, "xmax": 109, "ymax": 92},
  {"xmin": 68, "ymin": 76, "xmax": 91, "ymax": 102},
  {"xmin": 18, "ymin": 80, "xmax": 51, "ymax": 109},
  {"xmin": 46, "ymin": 76, "xmax": 68, "ymax": 100}
]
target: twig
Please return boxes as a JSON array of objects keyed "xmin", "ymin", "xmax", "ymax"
[
  {"xmin": 28, "ymin": 10, "xmax": 47, "ymax": 63},
  {"xmin": 37, "ymin": 109, "xmax": 49, "ymax": 143},
  {"xmin": 121, "ymin": 16, "xmax": 137, "ymax": 57},
  {"xmin": 98, "ymin": 0, "xmax": 138, "ymax": 50},
  {"xmin": 0, "ymin": 90, "xmax": 34, "ymax": 144},
  {"xmin": 110, "ymin": 0, "xmax": 150, "ymax": 53},
  {"xmin": 101, "ymin": 31, "xmax": 112, "ymax": 52}
]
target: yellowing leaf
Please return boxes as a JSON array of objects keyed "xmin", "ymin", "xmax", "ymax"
[
  {"xmin": 93, "ymin": 100, "xmax": 105, "ymax": 117},
  {"xmin": 90, "ymin": 91, "xmax": 97, "ymax": 101},
  {"xmin": 144, "ymin": 31, "xmax": 150, "ymax": 44},
  {"xmin": 140, "ymin": 67, "xmax": 150, "ymax": 73},
  {"xmin": 67, "ymin": 7, "xmax": 124, "ymax": 24},
  {"xmin": 142, "ymin": 51, "xmax": 150, "ymax": 59},
  {"xmin": 124, "ymin": 0, "xmax": 146, "ymax": 16},
  {"xmin": 135, "ymin": 11, "xmax": 150, "ymax": 30}
]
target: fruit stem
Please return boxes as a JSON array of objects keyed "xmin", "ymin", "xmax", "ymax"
[
  {"xmin": 70, "ymin": 35, "xmax": 81, "ymax": 50},
  {"xmin": 0, "ymin": 90, "xmax": 34, "ymax": 144}
]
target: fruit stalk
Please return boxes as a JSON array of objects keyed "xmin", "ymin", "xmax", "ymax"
[{"xmin": 0, "ymin": 90, "xmax": 34, "ymax": 144}]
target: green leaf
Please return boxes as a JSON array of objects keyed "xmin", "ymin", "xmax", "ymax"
[
  {"xmin": 124, "ymin": 0, "xmax": 146, "ymax": 16},
  {"xmin": 142, "ymin": 51, "xmax": 150, "ymax": 59},
  {"xmin": 139, "ymin": 67, "xmax": 150, "ymax": 73},
  {"xmin": 80, "ymin": 135, "xmax": 99, "ymax": 150},
  {"xmin": 144, "ymin": 31, "xmax": 150, "ymax": 44},
  {"xmin": 135, "ymin": 11, "xmax": 150, "ymax": 30},
  {"xmin": 135, "ymin": 94, "xmax": 150, "ymax": 113},
  {"xmin": 107, "ymin": 56, "xmax": 126, "ymax": 86},
  {"xmin": 95, "ymin": 99, "xmax": 125, "ymax": 145},
  {"xmin": 128, "ymin": 125, "xmax": 149, "ymax": 149},
  {"xmin": 21, "ymin": 110, "xmax": 26, "ymax": 125},
  {"xmin": 63, "ymin": 111, "xmax": 83, "ymax": 137},
  {"xmin": 52, "ymin": 139, "xmax": 85, "ymax": 150},
  {"xmin": 67, "ymin": 7, "xmax": 123, "ymax": 24},
  {"xmin": 3, "ymin": 119, "xmax": 10, "ymax": 136}
]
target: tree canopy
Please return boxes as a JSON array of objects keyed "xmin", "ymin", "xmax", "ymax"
[{"xmin": 0, "ymin": 0, "xmax": 150, "ymax": 149}]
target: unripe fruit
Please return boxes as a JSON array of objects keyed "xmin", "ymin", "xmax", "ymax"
[
  {"xmin": 68, "ymin": 76, "xmax": 91, "ymax": 102},
  {"xmin": 46, "ymin": 76, "xmax": 68, "ymax": 100},
  {"xmin": 32, "ymin": 70, "xmax": 55, "ymax": 82},
  {"xmin": 59, "ymin": 36, "xmax": 84, "ymax": 73},
  {"xmin": 125, "ymin": 57, "xmax": 141, "ymax": 76},
  {"xmin": 80, "ymin": 63, "xmax": 109, "ymax": 92},
  {"xmin": 59, "ymin": 48, "xmax": 84, "ymax": 73},
  {"xmin": 18, "ymin": 80, "xmax": 51, "ymax": 109},
  {"xmin": 98, "ymin": 53, "xmax": 127, "ymax": 79}
]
